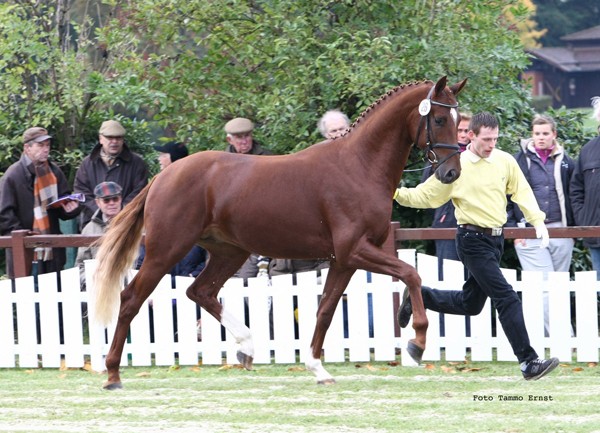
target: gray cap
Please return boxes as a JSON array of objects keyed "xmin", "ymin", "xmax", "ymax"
[{"xmin": 224, "ymin": 118, "xmax": 254, "ymax": 134}]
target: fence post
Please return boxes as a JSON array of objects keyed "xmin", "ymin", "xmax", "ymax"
[{"xmin": 11, "ymin": 230, "xmax": 32, "ymax": 278}]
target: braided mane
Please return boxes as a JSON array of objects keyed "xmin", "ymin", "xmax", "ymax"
[{"xmin": 336, "ymin": 80, "xmax": 432, "ymax": 138}]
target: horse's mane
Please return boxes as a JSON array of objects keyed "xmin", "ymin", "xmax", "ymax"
[{"xmin": 335, "ymin": 80, "xmax": 432, "ymax": 139}]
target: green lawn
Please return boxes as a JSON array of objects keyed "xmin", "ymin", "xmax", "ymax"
[{"xmin": 1, "ymin": 359, "xmax": 599, "ymax": 433}]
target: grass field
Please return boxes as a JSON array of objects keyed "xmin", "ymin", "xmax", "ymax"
[{"xmin": 1, "ymin": 359, "xmax": 599, "ymax": 433}]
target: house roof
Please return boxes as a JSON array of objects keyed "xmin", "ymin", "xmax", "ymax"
[
  {"xmin": 528, "ymin": 47, "xmax": 600, "ymax": 72},
  {"xmin": 561, "ymin": 25, "xmax": 600, "ymax": 42},
  {"xmin": 528, "ymin": 26, "xmax": 600, "ymax": 72}
]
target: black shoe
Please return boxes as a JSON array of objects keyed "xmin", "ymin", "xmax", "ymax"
[
  {"xmin": 397, "ymin": 286, "xmax": 412, "ymax": 328},
  {"xmin": 522, "ymin": 357, "xmax": 559, "ymax": 381}
]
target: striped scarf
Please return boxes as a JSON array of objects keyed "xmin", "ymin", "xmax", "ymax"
[{"xmin": 32, "ymin": 161, "xmax": 58, "ymax": 261}]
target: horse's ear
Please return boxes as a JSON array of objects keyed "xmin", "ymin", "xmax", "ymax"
[
  {"xmin": 434, "ymin": 76, "xmax": 448, "ymax": 96},
  {"xmin": 449, "ymin": 78, "xmax": 468, "ymax": 97}
]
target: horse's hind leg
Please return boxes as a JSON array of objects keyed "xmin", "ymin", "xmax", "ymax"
[
  {"xmin": 103, "ymin": 265, "xmax": 169, "ymax": 389},
  {"xmin": 306, "ymin": 265, "xmax": 355, "ymax": 384},
  {"xmin": 185, "ymin": 248, "xmax": 254, "ymax": 369}
]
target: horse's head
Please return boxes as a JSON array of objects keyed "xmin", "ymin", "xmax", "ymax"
[{"xmin": 413, "ymin": 76, "xmax": 467, "ymax": 184}]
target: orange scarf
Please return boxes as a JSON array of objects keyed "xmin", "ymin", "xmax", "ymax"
[{"xmin": 33, "ymin": 162, "xmax": 58, "ymax": 261}]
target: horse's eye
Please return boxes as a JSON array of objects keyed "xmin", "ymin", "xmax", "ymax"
[{"xmin": 434, "ymin": 117, "xmax": 444, "ymax": 126}]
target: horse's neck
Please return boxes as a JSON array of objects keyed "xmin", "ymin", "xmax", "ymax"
[{"xmin": 345, "ymin": 89, "xmax": 418, "ymax": 188}]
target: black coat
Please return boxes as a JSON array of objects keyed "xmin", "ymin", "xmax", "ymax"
[
  {"xmin": 570, "ymin": 136, "xmax": 600, "ymax": 247},
  {"xmin": 74, "ymin": 143, "xmax": 148, "ymax": 228}
]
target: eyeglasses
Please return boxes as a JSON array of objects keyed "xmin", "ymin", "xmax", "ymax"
[{"xmin": 100, "ymin": 196, "xmax": 121, "ymax": 203}]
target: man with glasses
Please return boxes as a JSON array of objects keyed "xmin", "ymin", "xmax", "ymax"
[
  {"xmin": 0, "ymin": 127, "xmax": 81, "ymax": 277},
  {"xmin": 74, "ymin": 120, "xmax": 148, "ymax": 229},
  {"xmin": 75, "ymin": 181, "xmax": 123, "ymax": 288}
]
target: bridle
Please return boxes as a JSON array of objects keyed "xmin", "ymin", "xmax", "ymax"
[{"xmin": 411, "ymin": 84, "xmax": 460, "ymax": 172}]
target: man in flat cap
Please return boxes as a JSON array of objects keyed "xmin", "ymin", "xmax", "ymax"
[
  {"xmin": 0, "ymin": 127, "xmax": 81, "ymax": 277},
  {"xmin": 74, "ymin": 119, "xmax": 149, "ymax": 229},
  {"xmin": 224, "ymin": 117, "xmax": 272, "ymax": 155},
  {"xmin": 75, "ymin": 181, "xmax": 124, "ymax": 288}
]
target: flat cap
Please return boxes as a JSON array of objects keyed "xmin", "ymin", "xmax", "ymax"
[
  {"xmin": 224, "ymin": 117, "xmax": 254, "ymax": 134},
  {"xmin": 99, "ymin": 120, "xmax": 126, "ymax": 137},
  {"xmin": 94, "ymin": 181, "xmax": 123, "ymax": 198},
  {"xmin": 23, "ymin": 127, "xmax": 51, "ymax": 144}
]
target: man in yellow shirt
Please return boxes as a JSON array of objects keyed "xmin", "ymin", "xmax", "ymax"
[{"xmin": 394, "ymin": 112, "xmax": 558, "ymax": 381}]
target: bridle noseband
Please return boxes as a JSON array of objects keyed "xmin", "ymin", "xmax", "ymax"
[{"xmin": 413, "ymin": 84, "xmax": 460, "ymax": 171}]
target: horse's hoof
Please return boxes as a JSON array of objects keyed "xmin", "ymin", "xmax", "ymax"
[
  {"xmin": 407, "ymin": 340, "xmax": 424, "ymax": 364},
  {"xmin": 317, "ymin": 378, "xmax": 336, "ymax": 385},
  {"xmin": 102, "ymin": 381, "xmax": 123, "ymax": 390},
  {"xmin": 237, "ymin": 351, "xmax": 254, "ymax": 371}
]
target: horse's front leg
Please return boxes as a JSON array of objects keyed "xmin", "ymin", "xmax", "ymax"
[
  {"xmin": 306, "ymin": 267, "xmax": 355, "ymax": 385},
  {"xmin": 345, "ymin": 239, "xmax": 428, "ymax": 363}
]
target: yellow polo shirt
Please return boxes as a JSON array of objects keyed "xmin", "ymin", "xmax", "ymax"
[{"xmin": 394, "ymin": 147, "xmax": 545, "ymax": 228}]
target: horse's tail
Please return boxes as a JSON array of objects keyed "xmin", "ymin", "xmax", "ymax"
[{"xmin": 93, "ymin": 177, "xmax": 155, "ymax": 326}]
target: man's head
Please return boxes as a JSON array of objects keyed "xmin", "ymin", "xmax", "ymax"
[
  {"xmin": 23, "ymin": 127, "xmax": 52, "ymax": 165},
  {"xmin": 94, "ymin": 181, "xmax": 123, "ymax": 221},
  {"xmin": 468, "ymin": 112, "xmax": 499, "ymax": 159},
  {"xmin": 225, "ymin": 117, "xmax": 254, "ymax": 154},
  {"xmin": 318, "ymin": 110, "xmax": 350, "ymax": 139},
  {"xmin": 154, "ymin": 141, "xmax": 189, "ymax": 170},
  {"xmin": 99, "ymin": 120, "xmax": 126, "ymax": 156},
  {"xmin": 457, "ymin": 112, "xmax": 472, "ymax": 146},
  {"xmin": 531, "ymin": 114, "xmax": 557, "ymax": 150}
]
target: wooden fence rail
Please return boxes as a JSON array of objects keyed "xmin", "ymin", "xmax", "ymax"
[{"xmin": 3, "ymin": 223, "xmax": 600, "ymax": 278}]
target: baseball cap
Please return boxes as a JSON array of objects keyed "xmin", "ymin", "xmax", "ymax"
[{"xmin": 153, "ymin": 141, "xmax": 189, "ymax": 162}]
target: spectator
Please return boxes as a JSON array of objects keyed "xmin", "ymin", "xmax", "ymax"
[
  {"xmin": 570, "ymin": 96, "xmax": 600, "ymax": 278},
  {"xmin": 394, "ymin": 112, "xmax": 559, "ymax": 381},
  {"xmin": 74, "ymin": 120, "xmax": 149, "ymax": 229},
  {"xmin": 75, "ymin": 181, "xmax": 123, "ymax": 288},
  {"xmin": 0, "ymin": 127, "xmax": 81, "ymax": 277},
  {"xmin": 224, "ymin": 117, "xmax": 273, "ymax": 155},
  {"xmin": 507, "ymin": 114, "xmax": 575, "ymax": 335},
  {"xmin": 154, "ymin": 141, "xmax": 188, "ymax": 170},
  {"xmin": 317, "ymin": 110, "xmax": 350, "ymax": 139},
  {"xmin": 224, "ymin": 118, "xmax": 272, "ymax": 279}
]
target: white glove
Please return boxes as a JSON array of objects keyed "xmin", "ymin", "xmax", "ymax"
[{"xmin": 534, "ymin": 224, "xmax": 550, "ymax": 249}]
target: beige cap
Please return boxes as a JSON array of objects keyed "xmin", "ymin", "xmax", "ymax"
[
  {"xmin": 23, "ymin": 127, "xmax": 51, "ymax": 144},
  {"xmin": 224, "ymin": 118, "xmax": 254, "ymax": 134},
  {"xmin": 99, "ymin": 120, "xmax": 126, "ymax": 137}
]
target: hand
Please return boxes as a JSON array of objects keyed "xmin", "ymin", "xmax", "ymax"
[
  {"xmin": 514, "ymin": 238, "xmax": 526, "ymax": 246},
  {"xmin": 61, "ymin": 200, "xmax": 79, "ymax": 212},
  {"xmin": 534, "ymin": 224, "xmax": 549, "ymax": 249}
]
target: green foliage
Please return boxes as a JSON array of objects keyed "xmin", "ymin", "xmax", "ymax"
[{"xmin": 533, "ymin": 0, "xmax": 600, "ymax": 47}]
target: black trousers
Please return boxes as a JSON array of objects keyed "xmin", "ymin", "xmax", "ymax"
[{"xmin": 422, "ymin": 227, "xmax": 538, "ymax": 364}]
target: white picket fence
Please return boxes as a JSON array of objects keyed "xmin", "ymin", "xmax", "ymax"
[{"xmin": 0, "ymin": 249, "xmax": 598, "ymax": 371}]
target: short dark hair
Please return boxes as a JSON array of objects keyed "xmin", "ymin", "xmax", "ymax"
[{"xmin": 469, "ymin": 112, "xmax": 499, "ymax": 135}]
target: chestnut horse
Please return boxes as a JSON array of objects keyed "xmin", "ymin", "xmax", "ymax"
[{"xmin": 93, "ymin": 76, "xmax": 467, "ymax": 389}]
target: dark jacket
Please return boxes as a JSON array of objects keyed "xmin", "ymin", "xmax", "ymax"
[
  {"xmin": 0, "ymin": 155, "xmax": 81, "ymax": 275},
  {"xmin": 570, "ymin": 136, "xmax": 600, "ymax": 247},
  {"xmin": 74, "ymin": 143, "xmax": 148, "ymax": 228},
  {"xmin": 136, "ymin": 244, "xmax": 207, "ymax": 287},
  {"xmin": 507, "ymin": 139, "xmax": 575, "ymax": 228}
]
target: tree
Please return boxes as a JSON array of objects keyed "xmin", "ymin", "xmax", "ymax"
[
  {"xmin": 532, "ymin": 0, "xmax": 600, "ymax": 47},
  {"xmin": 0, "ymin": 0, "xmax": 566, "ymax": 179}
]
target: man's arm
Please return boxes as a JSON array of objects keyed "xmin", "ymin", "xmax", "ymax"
[{"xmin": 394, "ymin": 174, "xmax": 453, "ymax": 209}]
